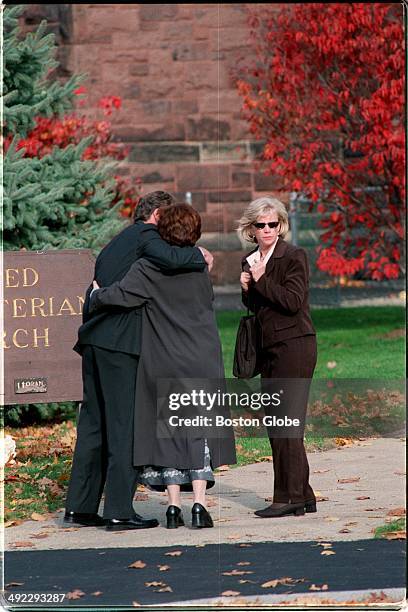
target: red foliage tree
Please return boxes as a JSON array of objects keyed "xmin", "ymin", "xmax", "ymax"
[
  {"xmin": 5, "ymin": 91, "xmax": 141, "ymax": 218},
  {"xmin": 236, "ymin": 3, "xmax": 404, "ymax": 280}
]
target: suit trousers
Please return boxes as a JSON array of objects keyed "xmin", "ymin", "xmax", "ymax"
[
  {"xmin": 65, "ymin": 345, "xmax": 139, "ymax": 519},
  {"xmin": 260, "ymin": 335, "xmax": 317, "ymax": 504}
]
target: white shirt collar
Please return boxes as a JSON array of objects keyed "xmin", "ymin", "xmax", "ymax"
[{"xmin": 246, "ymin": 239, "xmax": 278, "ymax": 267}]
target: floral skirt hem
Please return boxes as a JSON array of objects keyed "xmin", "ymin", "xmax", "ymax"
[{"xmin": 137, "ymin": 442, "xmax": 214, "ymax": 492}]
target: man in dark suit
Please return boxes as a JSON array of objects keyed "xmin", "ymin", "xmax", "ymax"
[{"xmin": 64, "ymin": 191, "xmax": 211, "ymax": 531}]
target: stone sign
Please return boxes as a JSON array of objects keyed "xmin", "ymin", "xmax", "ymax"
[{"xmin": 2, "ymin": 249, "xmax": 95, "ymax": 405}]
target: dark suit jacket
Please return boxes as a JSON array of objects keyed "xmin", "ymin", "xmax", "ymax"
[
  {"xmin": 75, "ymin": 221, "xmax": 205, "ymax": 355},
  {"xmin": 242, "ymin": 236, "xmax": 316, "ymax": 348}
]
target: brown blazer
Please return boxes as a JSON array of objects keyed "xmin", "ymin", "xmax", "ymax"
[{"xmin": 241, "ymin": 237, "xmax": 316, "ymax": 348}]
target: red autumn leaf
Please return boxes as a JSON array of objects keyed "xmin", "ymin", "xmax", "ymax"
[{"xmin": 66, "ymin": 590, "xmax": 85, "ymax": 600}]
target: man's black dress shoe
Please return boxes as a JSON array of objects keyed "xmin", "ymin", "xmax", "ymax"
[
  {"xmin": 166, "ymin": 505, "xmax": 185, "ymax": 529},
  {"xmin": 105, "ymin": 513, "xmax": 159, "ymax": 531},
  {"xmin": 254, "ymin": 502, "xmax": 305, "ymax": 518},
  {"xmin": 191, "ymin": 503, "xmax": 213, "ymax": 529},
  {"xmin": 63, "ymin": 511, "xmax": 106, "ymax": 527},
  {"xmin": 305, "ymin": 500, "xmax": 317, "ymax": 513}
]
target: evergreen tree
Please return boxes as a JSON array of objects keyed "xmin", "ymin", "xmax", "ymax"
[
  {"xmin": 3, "ymin": 6, "xmax": 126, "ymax": 426},
  {"xmin": 3, "ymin": 5, "xmax": 125, "ymax": 252}
]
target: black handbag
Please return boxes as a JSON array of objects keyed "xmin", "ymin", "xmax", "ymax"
[{"xmin": 233, "ymin": 309, "xmax": 260, "ymax": 378}]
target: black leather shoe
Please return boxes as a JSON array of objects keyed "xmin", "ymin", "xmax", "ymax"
[
  {"xmin": 305, "ymin": 499, "xmax": 317, "ymax": 513},
  {"xmin": 254, "ymin": 502, "xmax": 305, "ymax": 518},
  {"xmin": 63, "ymin": 511, "xmax": 106, "ymax": 527},
  {"xmin": 106, "ymin": 514, "xmax": 159, "ymax": 531},
  {"xmin": 191, "ymin": 503, "xmax": 213, "ymax": 529},
  {"xmin": 166, "ymin": 505, "xmax": 185, "ymax": 529}
]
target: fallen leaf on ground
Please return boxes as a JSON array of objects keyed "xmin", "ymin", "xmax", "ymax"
[
  {"xmin": 222, "ymin": 570, "xmax": 253, "ymax": 576},
  {"xmin": 145, "ymin": 581, "xmax": 166, "ymax": 588},
  {"xmin": 238, "ymin": 543, "xmax": 252, "ymax": 547},
  {"xmin": 30, "ymin": 533, "xmax": 49, "ymax": 539},
  {"xmin": 30, "ymin": 512, "xmax": 47, "ymax": 522},
  {"xmin": 327, "ymin": 361, "xmax": 337, "ymax": 369},
  {"xmin": 345, "ymin": 522, "xmax": 358, "ymax": 526},
  {"xmin": 313, "ymin": 469, "xmax": 330, "ymax": 474},
  {"xmin": 227, "ymin": 533, "xmax": 240, "ymax": 540},
  {"xmin": 221, "ymin": 591, "xmax": 241, "ymax": 597},
  {"xmin": 92, "ymin": 591, "xmax": 102, "ymax": 596},
  {"xmin": 60, "ymin": 527, "xmax": 79, "ymax": 532},
  {"xmin": 309, "ymin": 584, "xmax": 329, "ymax": 591},
  {"xmin": 5, "ymin": 582, "xmax": 24, "ymax": 588},
  {"xmin": 338, "ymin": 477, "xmax": 360, "ymax": 483},
  {"xmin": 386, "ymin": 507, "xmax": 405, "ymax": 517},
  {"xmin": 158, "ymin": 565, "xmax": 170, "ymax": 571},
  {"xmin": 5, "ymin": 520, "xmax": 21, "ymax": 528},
  {"xmin": 165, "ymin": 550, "xmax": 182, "ymax": 557},
  {"xmin": 364, "ymin": 507, "xmax": 386, "ymax": 512},
  {"xmin": 382, "ymin": 531, "xmax": 406, "ymax": 540},
  {"xmin": 67, "ymin": 590, "xmax": 85, "ymax": 600},
  {"xmin": 335, "ymin": 438, "xmax": 354, "ymax": 447},
  {"xmin": 261, "ymin": 577, "xmax": 304, "ymax": 588},
  {"xmin": 134, "ymin": 494, "xmax": 148, "ymax": 502},
  {"xmin": 338, "ymin": 528, "xmax": 351, "ymax": 533},
  {"xmin": 394, "ymin": 470, "xmax": 405, "ymax": 475},
  {"xmin": 316, "ymin": 496, "xmax": 329, "ymax": 502},
  {"xmin": 128, "ymin": 560, "xmax": 146, "ymax": 569},
  {"xmin": 238, "ymin": 579, "xmax": 256, "ymax": 584},
  {"xmin": 321, "ymin": 550, "xmax": 336, "ymax": 556},
  {"xmin": 216, "ymin": 465, "xmax": 230, "ymax": 471},
  {"xmin": 12, "ymin": 541, "xmax": 35, "ymax": 548},
  {"xmin": 207, "ymin": 499, "xmax": 217, "ymax": 507},
  {"xmin": 324, "ymin": 516, "xmax": 340, "ymax": 522},
  {"xmin": 237, "ymin": 562, "xmax": 251, "ymax": 566},
  {"xmin": 132, "ymin": 602, "xmax": 141, "ymax": 607},
  {"xmin": 157, "ymin": 586, "xmax": 172, "ymax": 593},
  {"xmin": 255, "ymin": 455, "xmax": 272, "ymax": 462},
  {"xmin": 356, "ymin": 496, "xmax": 370, "ymax": 500}
]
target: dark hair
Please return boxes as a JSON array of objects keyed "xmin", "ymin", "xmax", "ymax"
[
  {"xmin": 133, "ymin": 190, "xmax": 176, "ymax": 222},
  {"xmin": 158, "ymin": 204, "xmax": 201, "ymax": 247}
]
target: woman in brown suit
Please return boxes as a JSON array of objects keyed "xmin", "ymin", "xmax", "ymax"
[{"xmin": 237, "ymin": 196, "xmax": 317, "ymax": 518}]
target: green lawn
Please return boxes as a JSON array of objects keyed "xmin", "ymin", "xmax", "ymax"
[{"xmin": 217, "ymin": 306, "xmax": 405, "ymax": 379}]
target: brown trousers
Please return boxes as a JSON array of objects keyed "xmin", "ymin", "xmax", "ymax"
[{"xmin": 260, "ymin": 335, "xmax": 317, "ymax": 504}]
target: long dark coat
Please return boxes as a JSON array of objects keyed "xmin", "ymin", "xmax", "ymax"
[{"xmin": 90, "ymin": 259, "xmax": 237, "ymax": 470}]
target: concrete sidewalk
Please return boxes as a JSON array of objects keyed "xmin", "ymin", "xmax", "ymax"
[{"xmin": 6, "ymin": 436, "xmax": 406, "ymax": 551}]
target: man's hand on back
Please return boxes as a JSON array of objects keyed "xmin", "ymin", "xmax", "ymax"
[{"xmin": 199, "ymin": 247, "xmax": 214, "ymax": 272}]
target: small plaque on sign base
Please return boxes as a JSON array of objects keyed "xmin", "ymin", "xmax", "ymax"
[{"xmin": 14, "ymin": 378, "xmax": 48, "ymax": 394}]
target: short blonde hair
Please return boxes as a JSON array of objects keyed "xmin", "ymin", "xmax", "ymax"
[{"xmin": 237, "ymin": 196, "xmax": 289, "ymax": 244}]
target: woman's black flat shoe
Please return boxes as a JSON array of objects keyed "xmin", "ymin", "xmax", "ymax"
[
  {"xmin": 254, "ymin": 502, "xmax": 305, "ymax": 518},
  {"xmin": 191, "ymin": 502, "xmax": 213, "ymax": 529},
  {"xmin": 166, "ymin": 505, "xmax": 185, "ymax": 529}
]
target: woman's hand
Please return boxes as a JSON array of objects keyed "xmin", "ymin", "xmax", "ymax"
[
  {"xmin": 92, "ymin": 280, "xmax": 100, "ymax": 290},
  {"xmin": 250, "ymin": 260, "xmax": 266, "ymax": 282},
  {"xmin": 240, "ymin": 271, "xmax": 252, "ymax": 291}
]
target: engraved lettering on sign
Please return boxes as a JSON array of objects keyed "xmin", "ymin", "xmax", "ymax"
[
  {"xmin": 15, "ymin": 377, "xmax": 48, "ymax": 394},
  {"xmin": 5, "ymin": 268, "xmax": 39, "ymax": 288}
]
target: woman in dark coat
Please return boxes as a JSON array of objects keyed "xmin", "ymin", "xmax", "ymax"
[
  {"xmin": 91, "ymin": 204, "xmax": 236, "ymax": 529},
  {"xmin": 237, "ymin": 196, "xmax": 317, "ymax": 518}
]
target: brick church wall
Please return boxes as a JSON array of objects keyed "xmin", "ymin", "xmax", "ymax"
[{"xmin": 22, "ymin": 3, "xmax": 287, "ymax": 285}]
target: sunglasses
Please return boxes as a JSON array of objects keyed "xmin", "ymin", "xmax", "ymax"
[{"xmin": 253, "ymin": 222, "xmax": 280, "ymax": 229}]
